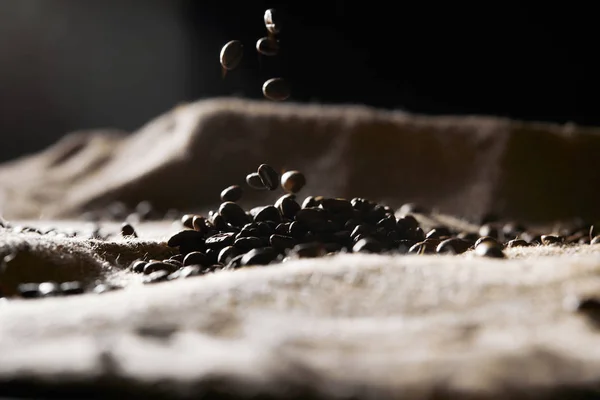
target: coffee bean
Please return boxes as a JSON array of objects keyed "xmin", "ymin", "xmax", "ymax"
[
  {"xmin": 350, "ymin": 224, "xmax": 374, "ymax": 240},
  {"xmin": 169, "ymin": 254, "xmax": 184, "ymax": 263},
  {"xmin": 474, "ymin": 236, "xmax": 498, "ymax": 248},
  {"xmin": 275, "ymin": 222, "xmax": 291, "ymax": 235},
  {"xmin": 288, "ymin": 221, "xmax": 307, "ymax": 239},
  {"xmin": 192, "ymin": 216, "xmax": 209, "ymax": 234},
  {"xmin": 592, "ymin": 236, "xmax": 600, "ymax": 245},
  {"xmin": 270, "ymin": 234, "xmax": 297, "ymax": 250},
  {"xmin": 130, "ymin": 260, "xmax": 147, "ymax": 274},
  {"xmin": 275, "ymin": 194, "xmax": 301, "ymax": 219},
  {"xmin": 291, "ymin": 242, "xmax": 326, "ymax": 258},
  {"xmin": 38, "ymin": 282, "xmax": 61, "ymax": 297},
  {"xmin": 396, "ymin": 240, "xmax": 417, "ymax": 254},
  {"xmin": 262, "ymin": 78, "xmax": 290, "ymax": 101},
  {"xmin": 219, "ymin": 201, "xmax": 251, "ymax": 227},
  {"xmin": 218, "ymin": 246, "xmax": 242, "ymax": 265},
  {"xmin": 143, "ymin": 270, "xmax": 170, "ymax": 284},
  {"xmin": 474, "ymin": 241, "xmax": 506, "ymax": 259},
  {"xmin": 183, "ymin": 252, "xmax": 210, "ymax": 267},
  {"xmin": 246, "ymin": 172, "xmax": 267, "ymax": 190},
  {"xmin": 541, "ymin": 235, "xmax": 564, "ymax": 246},
  {"xmin": 181, "ymin": 214, "xmax": 195, "ymax": 229},
  {"xmin": 170, "ymin": 265, "xmax": 201, "ymax": 280},
  {"xmin": 295, "ymin": 208, "xmax": 328, "ymax": 227},
  {"xmin": 18, "ymin": 283, "xmax": 40, "ymax": 299},
  {"xmin": 280, "ymin": 170, "xmax": 306, "ymax": 193},
  {"xmin": 376, "ymin": 216, "xmax": 396, "ymax": 231},
  {"xmin": 205, "ymin": 232, "xmax": 236, "ymax": 250},
  {"xmin": 144, "ymin": 261, "xmax": 178, "ymax": 275},
  {"xmin": 220, "ymin": 185, "xmax": 243, "ymax": 202},
  {"xmin": 264, "ymin": 8, "xmax": 281, "ymax": 35},
  {"xmin": 436, "ymin": 238, "xmax": 471, "ymax": 254},
  {"xmin": 353, "ymin": 238, "xmax": 383, "ymax": 253},
  {"xmin": 163, "ymin": 259, "xmax": 182, "ymax": 268},
  {"xmin": 241, "ymin": 247, "xmax": 279, "ymax": 266},
  {"xmin": 60, "ymin": 281, "xmax": 84, "ymax": 295},
  {"xmin": 227, "ymin": 254, "xmax": 245, "ymax": 269},
  {"xmin": 256, "ymin": 36, "xmax": 279, "ymax": 56},
  {"xmin": 253, "ymin": 205, "xmax": 282, "ymax": 223},
  {"xmin": 234, "ymin": 236, "xmax": 264, "ymax": 251},
  {"xmin": 302, "ymin": 196, "xmax": 319, "ymax": 209},
  {"xmin": 205, "ymin": 248, "xmax": 219, "ymax": 264},
  {"xmin": 506, "ymin": 239, "xmax": 530, "ymax": 248},
  {"xmin": 220, "ymin": 40, "xmax": 244, "ymax": 71},
  {"xmin": 479, "ymin": 224, "xmax": 499, "ymax": 239},
  {"xmin": 257, "ymin": 164, "xmax": 279, "ymax": 190},
  {"xmin": 121, "ymin": 223, "xmax": 137, "ymax": 238},
  {"xmin": 167, "ymin": 230, "xmax": 205, "ymax": 248}
]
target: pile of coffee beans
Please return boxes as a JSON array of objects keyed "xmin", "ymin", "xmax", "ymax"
[
  {"xmin": 219, "ymin": 8, "xmax": 290, "ymax": 101},
  {"xmin": 3, "ymin": 162, "xmax": 600, "ymax": 302}
]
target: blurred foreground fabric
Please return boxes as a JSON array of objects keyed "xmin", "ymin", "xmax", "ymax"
[{"xmin": 1, "ymin": 98, "xmax": 599, "ymax": 223}]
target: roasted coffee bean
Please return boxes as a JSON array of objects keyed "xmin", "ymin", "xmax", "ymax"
[
  {"xmin": 291, "ymin": 242, "xmax": 326, "ymax": 258},
  {"xmin": 541, "ymin": 235, "xmax": 564, "ymax": 246},
  {"xmin": 256, "ymin": 221, "xmax": 275, "ymax": 236},
  {"xmin": 295, "ymin": 207, "xmax": 328, "ymax": 225},
  {"xmin": 183, "ymin": 251, "xmax": 210, "ymax": 267},
  {"xmin": 144, "ymin": 261, "xmax": 178, "ymax": 275},
  {"xmin": 592, "ymin": 236, "xmax": 600, "ymax": 245},
  {"xmin": 321, "ymin": 198, "xmax": 353, "ymax": 215},
  {"xmin": 262, "ymin": 78, "xmax": 290, "ymax": 101},
  {"xmin": 364, "ymin": 205, "xmax": 387, "ymax": 225},
  {"xmin": 169, "ymin": 254, "xmax": 184, "ymax": 263},
  {"xmin": 289, "ymin": 221, "xmax": 308, "ymax": 239},
  {"xmin": 130, "ymin": 260, "xmax": 147, "ymax": 273},
  {"xmin": 163, "ymin": 259, "xmax": 182, "ymax": 268},
  {"xmin": 18, "ymin": 283, "xmax": 40, "ymax": 299},
  {"xmin": 257, "ymin": 164, "xmax": 279, "ymax": 190},
  {"xmin": 246, "ymin": 172, "xmax": 267, "ymax": 190},
  {"xmin": 474, "ymin": 241, "xmax": 506, "ymax": 259},
  {"xmin": 234, "ymin": 236, "xmax": 264, "ymax": 251},
  {"xmin": 350, "ymin": 224, "xmax": 374, "ymax": 240},
  {"xmin": 218, "ymin": 246, "xmax": 242, "ymax": 265},
  {"xmin": 376, "ymin": 216, "xmax": 396, "ymax": 231},
  {"xmin": 396, "ymin": 215, "xmax": 419, "ymax": 232},
  {"xmin": 205, "ymin": 232, "xmax": 236, "ymax": 250},
  {"xmin": 344, "ymin": 218, "xmax": 361, "ymax": 231},
  {"xmin": 474, "ymin": 236, "xmax": 498, "ymax": 248},
  {"xmin": 227, "ymin": 254, "xmax": 245, "ymax": 269},
  {"xmin": 121, "ymin": 223, "xmax": 137, "ymax": 238},
  {"xmin": 408, "ymin": 241, "xmax": 434, "ymax": 255},
  {"xmin": 275, "ymin": 195, "xmax": 301, "ymax": 219},
  {"xmin": 220, "ymin": 40, "xmax": 244, "ymax": 71},
  {"xmin": 241, "ymin": 247, "xmax": 279, "ymax": 266},
  {"xmin": 436, "ymin": 238, "xmax": 471, "ymax": 254},
  {"xmin": 479, "ymin": 224, "xmax": 499, "ymax": 239},
  {"xmin": 353, "ymin": 238, "xmax": 383, "ymax": 253},
  {"xmin": 167, "ymin": 230, "xmax": 205, "ymax": 248},
  {"xmin": 256, "ymin": 36, "xmax": 279, "ymax": 56},
  {"xmin": 275, "ymin": 222, "xmax": 292, "ymax": 235},
  {"xmin": 170, "ymin": 265, "xmax": 201, "ymax": 280},
  {"xmin": 192, "ymin": 216, "xmax": 209, "ymax": 234},
  {"xmin": 219, "ymin": 202, "xmax": 251, "ymax": 227},
  {"xmin": 143, "ymin": 270, "xmax": 170, "ymax": 284},
  {"xmin": 270, "ymin": 234, "xmax": 296, "ymax": 250},
  {"xmin": 205, "ymin": 248, "xmax": 219, "ymax": 264},
  {"xmin": 280, "ymin": 170, "xmax": 306, "ymax": 193},
  {"xmin": 396, "ymin": 240, "xmax": 417, "ymax": 254},
  {"xmin": 38, "ymin": 282, "xmax": 61, "ymax": 297},
  {"xmin": 302, "ymin": 196, "xmax": 318, "ymax": 209},
  {"xmin": 506, "ymin": 239, "xmax": 530, "ymax": 248},
  {"xmin": 264, "ymin": 8, "xmax": 281, "ymax": 34},
  {"xmin": 253, "ymin": 205, "xmax": 282, "ymax": 223},
  {"xmin": 181, "ymin": 214, "xmax": 195, "ymax": 229},
  {"xmin": 220, "ymin": 185, "xmax": 243, "ymax": 203},
  {"xmin": 61, "ymin": 281, "xmax": 84, "ymax": 295}
]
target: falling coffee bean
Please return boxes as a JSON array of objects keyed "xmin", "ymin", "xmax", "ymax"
[
  {"xmin": 257, "ymin": 164, "xmax": 279, "ymax": 190},
  {"xmin": 220, "ymin": 185, "xmax": 243, "ymax": 202},
  {"xmin": 280, "ymin": 170, "xmax": 306, "ymax": 193},
  {"xmin": 220, "ymin": 40, "xmax": 244, "ymax": 71},
  {"xmin": 262, "ymin": 78, "xmax": 290, "ymax": 101},
  {"xmin": 256, "ymin": 37, "xmax": 279, "ymax": 56},
  {"xmin": 264, "ymin": 8, "xmax": 281, "ymax": 35},
  {"xmin": 246, "ymin": 172, "xmax": 267, "ymax": 190}
]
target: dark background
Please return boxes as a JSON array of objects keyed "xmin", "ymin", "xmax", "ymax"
[{"xmin": 0, "ymin": 1, "xmax": 597, "ymax": 162}]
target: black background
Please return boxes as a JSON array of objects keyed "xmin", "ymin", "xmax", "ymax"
[{"xmin": 1, "ymin": 2, "xmax": 598, "ymax": 161}]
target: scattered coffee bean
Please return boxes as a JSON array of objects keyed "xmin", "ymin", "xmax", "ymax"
[
  {"xmin": 270, "ymin": 234, "xmax": 296, "ymax": 250},
  {"xmin": 541, "ymin": 235, "xmax": 564, "ymax": 246},
  {"xmin": 143, "ymin": 270, "xmax": 170, "ymax": 284},
  {"xmin": 121, "ymin": 223, "xmax": 137, "ymax": 238},
  {"xmin": 257, "ymin": 164, "xmax": 280, "ymax": 191},
  {"xmin": 220, "ymin": 40, "xmax": 244, "ymax": 71},
  {"xmin": 474, "ymin": 236, "xmax": 498, "ymax": 248},
  {"xmin": 219, "ymin": 202, "xmax": 251, "ymax": 227},
  {"xmin": 280, "ymin": 170, "xmax": 306, "ymax": 193},
  {"xmin": 169, "ymin": 254, "xmax": 185, "ymax": 263},
  {"xmin": 144, "ymin": 261, "xmax": 178, "ymax": 275},
  {"xmin": 220, "ymin": 185, "xmax": 243, "ymax": 202},
  {"xmin": 241, "ymin": 247, "xmax": 279, "ymax": 266},
  {"xmin": 474, "ymin": 241, "xmax": 506, "ymax": 259},
  {"xmin": 181, "ymin": 214, "xmax": 195, "ymax": 229},
  {"xmin": 163, "ymin": 259, "xmax": 183, "ymax": 268},
  {"xmin": 131, "ymin": 260, "xmax": 147, "ymax": 274},
  {"xmin": 183, "ymin": 252, "xmax": 210, "ymax": 267},
  {"xmin": 506, "ymin": 239, "xmax": 530, "ymax": 248},
  {"xmin": 353, "ymin": 238, "xmax": 383, "ymax": 253},
  {"xmin": 436, "ymin": 238, "xmax": 471, "ymax": 254},
  {"xmin": 60, "ymin": 281, "xmax": 84, "ymax": 296}
]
